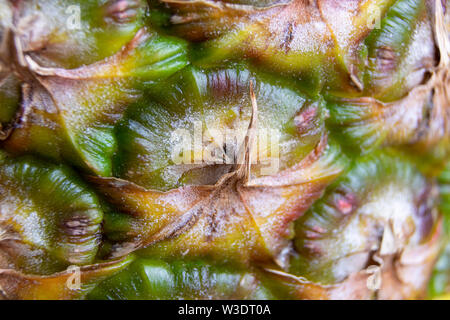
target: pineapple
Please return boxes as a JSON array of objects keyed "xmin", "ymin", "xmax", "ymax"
[{"xmin": 0, "ymin": 0, "xmax": 448, "ymax": 300}]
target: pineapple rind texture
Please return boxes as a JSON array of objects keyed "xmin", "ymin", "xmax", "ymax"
[{"xmin": 0, "ymin": 0, "xmax": 449, "ymax": 300}]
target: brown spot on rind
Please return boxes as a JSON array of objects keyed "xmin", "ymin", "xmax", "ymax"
[
  {"xmin": 334, "ymin": 192, "xmax": 357, "ymax": 216},
  {"xmin": 294, "ymin": 105, "xmax": 317, "ymax": 134},
  {"xmin": 280, "ymin": 21, "xmax": 294, "ymax": 53},
  {"xmin": 62, "ymin": 216, "xmax": 91, "ymax": 237},
  {"xmin": 377, "ymin": 46, "xmax": 397, "ymax": 72},
  {"xmin": 104, "ymin": 0, "xmax": 140, "ymax": 24}
]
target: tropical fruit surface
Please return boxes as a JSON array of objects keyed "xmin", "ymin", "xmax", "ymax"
[{"xmin": 0, "ymin": 0, "xmax": 449, "ymax": 300}]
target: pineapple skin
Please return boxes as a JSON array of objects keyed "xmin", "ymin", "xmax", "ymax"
[{"xmin": 0, "ymin": 0, "xmax": 449, "ymax": 300}]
